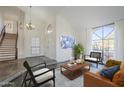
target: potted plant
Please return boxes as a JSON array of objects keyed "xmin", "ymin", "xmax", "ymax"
[{"xmin": 73, "ymin": 44, "xmax": 84, "ymax": 60}]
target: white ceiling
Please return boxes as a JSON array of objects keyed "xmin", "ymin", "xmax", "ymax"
[
  {"xmin": 18, "ymin": 6, "xmax": 63, "ymax": 22},
  {"xmin": 18, "ymin": 6, "xmax": 124, "ymax": 31},
  {"xmin": 58, "ymin": 6, "xmax": 124, "ymax": 30}
]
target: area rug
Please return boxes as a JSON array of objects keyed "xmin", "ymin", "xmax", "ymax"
[{"xmin": 42, "ymin": 63, "xmax": 103, "ymax": 87}]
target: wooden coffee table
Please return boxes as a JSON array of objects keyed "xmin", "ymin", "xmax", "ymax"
[{"xmin": 60, "ymin": 62, "xmax": 91, "ymax": 80}]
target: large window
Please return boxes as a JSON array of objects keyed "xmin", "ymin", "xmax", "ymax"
[{"xmin": 92, "ymin": 24, "xmax": 115, "ymax": 63}]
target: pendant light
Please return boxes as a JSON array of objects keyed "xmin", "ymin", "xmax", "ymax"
[{"xmin": 26, "ymin": 6, "xmax": 35, "ymax": 30}]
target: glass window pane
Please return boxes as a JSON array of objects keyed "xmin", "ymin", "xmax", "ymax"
[
  {"xmin": 103, "ymin": 26, "xmax": 114, "ymax": 38},
  {"xmin": 91, "ymin": 24, "xmax": 115, "ymax": 63},
  {"xmin": 94, "ymin": 28, "xmax": 102, "ymax": 38},
  {"xmin": 92, "ymin": 40, "xmax": 102, "ymax": 51},
  {"xmin": 92, "ymin": 34, "xmax": 101, "ymax": 40},
  {"xmin": 105, "ymin": 31, "xmax": 115, "ymax": 39}
]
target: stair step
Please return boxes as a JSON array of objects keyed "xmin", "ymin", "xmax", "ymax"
[
  {"xmin": 2, "ymin": 39, "xmax": 16, "ymax": 43},
  {"xmin": 0, "ymin": 47, "xmax": 16, "ymax": 51},
  {"xmin": 0, "ymin": 51, "xmax": 16, "ymax": 55},
  {"xmin": 0, "ymin": 49, "xmax": 16, "ymax": 51},
  {"xmin": 0, "ymin": 54, "xmax": 15, "ymax": 57},
  {"xmin": 0, "ymin": 33, "xmax": 17, "ymax": 61},
  {"xmin": 0, "ymin": 50, "xmax": 15, "ymax": 52},
  {"xmin": 1, "ymin": 42, "xmax": 15, "ymax": 44},
  {"xmin": 5, "ymin": 33, "xmax": 17, "ymax": 37},
  {"xmin": 0, "ymin": 45, "xmax": 15, "ymax": 48},
  {"xmin": 5, "ymin": 33, "xmax": 17, "ymax": 36},
  {"xmin": 2, "ymin": 41, "xmax": 16, "ymax": 44},
  {"xmin": 0, "ymin": 47, "xmax": 15, "ymax": 49},
  {"xmin": 0, "ymin": 57, "xmax": 15, "ymax": 61},
  {"xmin": 4, "ymin": 38, "xmax": 16, "ymax": 41},
  {"xmin": 0, "ymin": 51, "xmax": 16, "ymax": 54},
  {"xmin": 0, "ymin": 49, "xmax": 15, "ymax": 51},
  {"xmin": 0, "ymin": 55, "xmax": 15, "ymax": 57},
  {"xmin": 4, "ymin": 37, "xmax": 16, "ymax": 39},
  {"xmin": 0, "ymin": 57, "xmax": 15, "ymax": 60},
  {"xmin": 1, "ymin": 44, "xmax": 16, "ymax": 46},
  {"xmin": 4, "ymin": 35, "xmax": 17, "ymax": 38},
  {"xmin": 0, "ymin": 54, "xmax": 15, "ymax": 56}
]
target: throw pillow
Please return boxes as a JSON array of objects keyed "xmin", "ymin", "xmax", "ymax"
[
  {"xmin": 100, "ymin": 65, "xmax": 120, "ymax": 80},
  {"xmin": 120, "ymin": 62, "xmax": 124, "ymax": 70},
  {"xmin": 112, "ymin": 70, "xmax": 124, "ymax": 86},
  {"xmin": 105, "ymin": 59, "xmax": 121, "ymax": 68}
]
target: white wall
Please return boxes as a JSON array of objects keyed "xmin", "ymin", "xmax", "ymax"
[
  {"xmin": 24, "ymin": 16, "xmax": 45, "ymax": 57},
  {"xmin": 78, "ymin": 20, "xmax": 124, "ymax": 61},
  {"xmin": 0, "ymin": 6, "xmax": 57, "ymax": 59},
  {"xmin": 23, "ymin": 7, "xmax": 56, "ymax": 59},
  {"xmin": 43, "ymin": 23, "xmax": 56, "ymax": 59},
  {"xmin": 115, "ymin": 20, "xmax": 124, "ymax": 60},
  {"xmin": 0, "ymin": 6, "xmax": 25, "ymax": 58},
  {"xmin": 0, "ymin": 11, "xmax": 4, "ymax": 32},
  {"xmin": 56, "ymin": 15, "xmax": 76, "ymax": 62}
]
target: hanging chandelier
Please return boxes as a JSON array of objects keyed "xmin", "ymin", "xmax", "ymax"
[{"xmin": 26, "ymin": 6, "xmax": 35, "ymax": 30}]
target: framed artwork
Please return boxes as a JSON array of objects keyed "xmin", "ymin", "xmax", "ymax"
[{"xmin": 60, "ymin": 35, "xmax": 75, "ymax": 49}]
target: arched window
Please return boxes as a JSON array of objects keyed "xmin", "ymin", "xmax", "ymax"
[{"xmin": 92, "ymin": 24, "xmax": 115, "ymax": 63}]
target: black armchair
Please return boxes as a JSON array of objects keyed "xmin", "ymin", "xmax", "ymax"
[
  {"xmin": 22, "ymin": 61, "xmax": 55, "ymax": 87},
  {"xmin": 84, "ymin": 52, "xmax": 103, "ymax": 68}
]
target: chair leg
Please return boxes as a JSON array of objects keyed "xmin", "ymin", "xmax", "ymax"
[
  {"xmin": 53, "ymin": 78, "xmax": 55, "ymax": 87},
  {"xmin": 21, "ymin": 71, "xmax": 28, "ymax": 87},
  {"xmin": 28, "ymin": 80, "xmax": 32, "ymax": 87}
]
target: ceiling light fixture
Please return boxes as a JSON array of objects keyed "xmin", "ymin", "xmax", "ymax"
[{"xmin": 26, "ymin": 6, "xmax": 35, "ymax": 30}]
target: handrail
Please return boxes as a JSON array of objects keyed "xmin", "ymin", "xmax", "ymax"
[
  {"xmin": 0, "ymin": 25, "xmax": 6, "ymax": 45},
  {"xmin": 15, "ymin": 22, "xmax": 18, "ymax": 59}
]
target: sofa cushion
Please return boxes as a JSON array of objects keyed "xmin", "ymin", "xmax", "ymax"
[
  {"xmin": 100, "ymin": 65, "xmax": 120, "ymax": 80},
  {"xmin": 33, "ymin": 68, "xmax": 53, "ymax": 83},
  {"xmin": 105, "ymin": 59, "xmax": 121, "ymax": 68},
  {"xmin": 96, "ymin": 72, "xmax": 111, "ymax": 81},
  {"xmin": 112, "ymin": 70, "xmax": 124, "ymax": 86},
  {"xmin": 85, "ymin": 57, "xmax": 98, "ymax": 61}
]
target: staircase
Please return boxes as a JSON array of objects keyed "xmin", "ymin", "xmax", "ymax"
[{"xmin": 0, "ymin": 26, "xmax": 18, "ymax": 62}]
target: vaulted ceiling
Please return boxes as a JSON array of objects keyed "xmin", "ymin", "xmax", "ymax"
[
  {"xmin": 18, "ymin": 6, "xmax": 124, "ymax": 31},
  {"xmin": 58, "ymin": 6, "xmax": 124, "ymax": 30}
]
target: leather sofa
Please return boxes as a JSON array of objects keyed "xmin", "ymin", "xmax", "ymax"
[
  {"xmin": 84, "ymin": 59, "xmax": 122, "ymax": 87},
  {"xmin": 84, "ymin": 72, "xmax": 120, "ymax": 87}
]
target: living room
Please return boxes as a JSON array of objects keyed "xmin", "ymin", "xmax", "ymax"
[{"xmin": 0, "ymin": 0, "xmax": 124, "ymax": 91}]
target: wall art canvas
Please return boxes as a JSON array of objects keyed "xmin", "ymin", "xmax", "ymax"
[{"xmin": 60, "ymin": 35, "xmax": 75, "ymax": 49}]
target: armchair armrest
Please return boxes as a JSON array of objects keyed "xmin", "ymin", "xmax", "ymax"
[
  {"xmin": 84, "ymin": 72, "xmax": 119, "ymax": 87},
  {"xmin": 84, "ymin": 55, "xmax": 90, "ymax": 59},
  {"xmin": 30, "ymin": 62, "xmax": 47, "ymax": 69}
]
